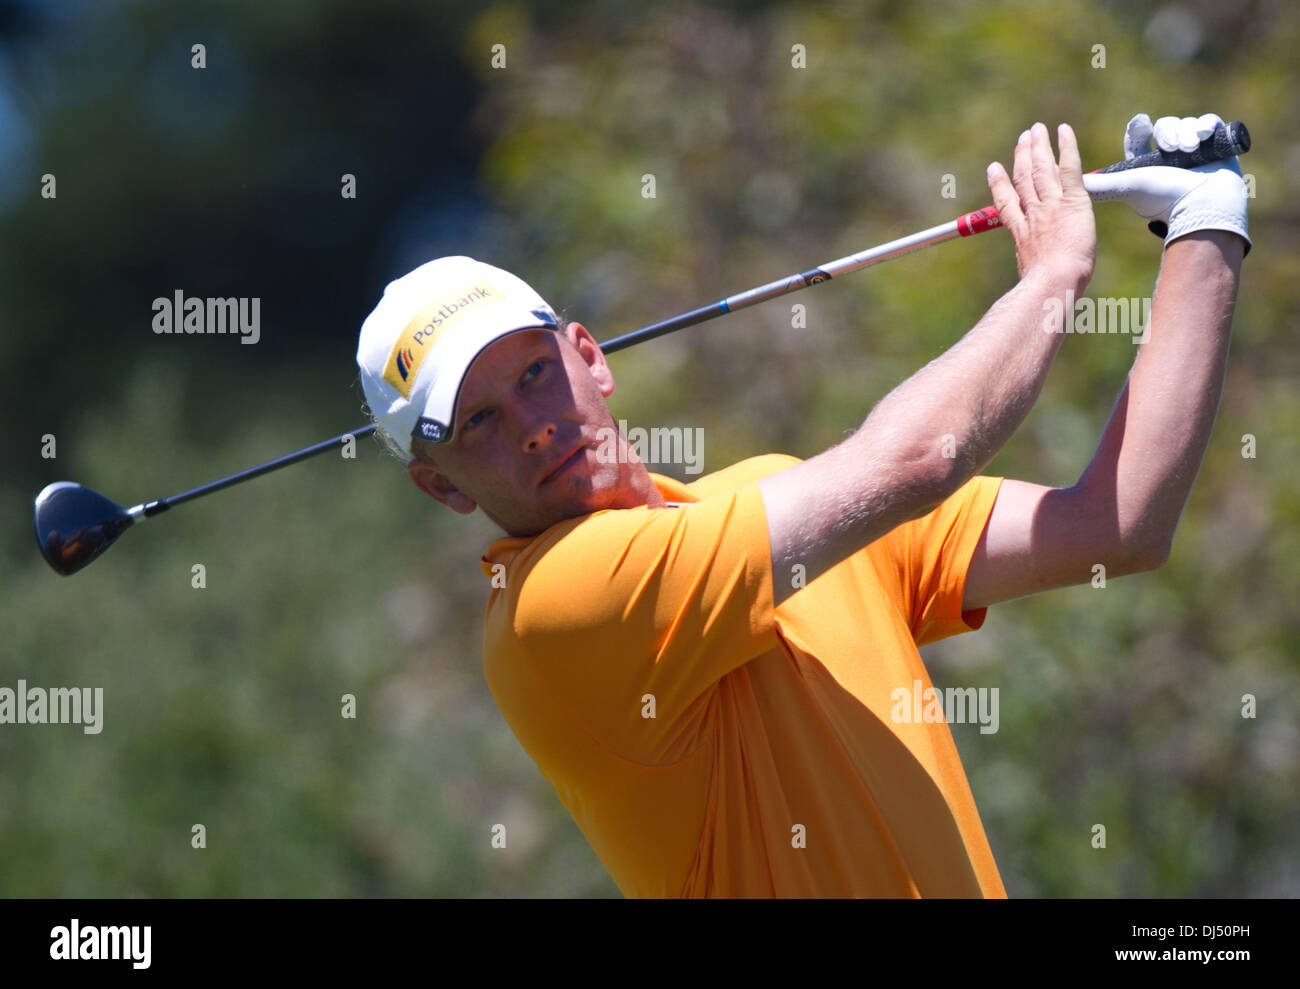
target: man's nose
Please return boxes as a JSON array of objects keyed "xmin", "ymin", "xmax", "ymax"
[{"xmin": 518, "ymin": 406, "xmax": 559, "ymax": 452}]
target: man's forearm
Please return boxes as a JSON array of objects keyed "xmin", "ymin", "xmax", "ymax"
[
  {"xmin": 854, "ymin": 264, "xmax": 1087, "ymax": 500},
  {"xmin": 759, "ymin": 123, "xmax": 1098, "ymax": 606},
  {"xmin": 1076, "ymin": 231, "xmax": 1244, "ymax": 562},
  {"xmin": 759, "ymin": 263, "xmax": 1085, "ymax": 606}
]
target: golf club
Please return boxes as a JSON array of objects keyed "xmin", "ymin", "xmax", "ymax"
[{"xmin": 35, "ymin": 121, "xmax": 1250, "ymax": 576}]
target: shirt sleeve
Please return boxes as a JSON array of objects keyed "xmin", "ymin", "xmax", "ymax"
[
  {"xmin": 489, "ymin": 482, "xmax": 780, "ymax": 748},
  {"xmin": 865, "ymin": 475, "xmax": 1005, "ymax": 646}
]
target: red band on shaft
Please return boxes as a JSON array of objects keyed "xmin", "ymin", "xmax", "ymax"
[{"xmin": 957, "ymin": 206, "xmax": 1001, "ymax": 237}]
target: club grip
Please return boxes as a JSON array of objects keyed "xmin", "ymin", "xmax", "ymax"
[{"xmin": 1094, "ymin": 121, "xmax": 1250, "ymax": 174}]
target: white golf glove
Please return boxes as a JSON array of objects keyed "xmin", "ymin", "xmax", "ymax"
[{"xmin": 1083, "ymin": 112, "xmax": 1251, "ymax": 255}]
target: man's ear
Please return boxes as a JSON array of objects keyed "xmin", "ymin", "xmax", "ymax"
[
  {"xmin": 407, "ymin": 458, "xmax": 477, "ymax": 515},
  {"xmin": 565, "ymin": 321, "xmax": 615, "ymax": 398}
]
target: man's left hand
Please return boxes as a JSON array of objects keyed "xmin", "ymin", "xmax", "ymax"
[{"xmin": 1084, "ymin": 112, "xmax": 1251, "ymax": 254}]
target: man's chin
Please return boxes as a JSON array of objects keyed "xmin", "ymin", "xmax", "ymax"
[
  {"xmin": 530, "ymin": 485, "xmax": 629, "ymax": 533},
  {"xmin": 490, "ymin": 495, "xmax": 599, "ymax": 539},
  {"xmin": 495, "ymin": 469, "xmax": 648, "ymax": 537}
]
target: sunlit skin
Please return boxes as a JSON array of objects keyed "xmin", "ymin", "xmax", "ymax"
[{"xmin": 407, "ymin": 322, "xmax": 666, "ymax": 536}]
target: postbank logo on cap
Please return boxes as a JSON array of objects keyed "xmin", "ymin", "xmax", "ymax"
[{"xmin": 382, "ymin": 282, "xmax": 508, "ymax": 399}]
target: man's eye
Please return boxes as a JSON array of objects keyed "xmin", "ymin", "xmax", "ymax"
[
  {"xmin": 522, "ymin": 360, "xmax": 544, "ymax": 382},
  {"xmin": 463, "ymin": 409, "xmax": 489, "ymax": 432}
]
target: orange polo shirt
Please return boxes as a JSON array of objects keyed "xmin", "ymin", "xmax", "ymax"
[{"xmin": 479, "ymin": 453, "xmax": 1007, "ymax": 898}]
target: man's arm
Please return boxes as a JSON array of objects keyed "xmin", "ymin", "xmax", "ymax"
[
  {"xmin": 760, "ymin": 121, "xmax": 1096, "ymax": 607},
  {"xmin": 962, "ymin": 229, "xmax": 1244, "ymax": 610}
]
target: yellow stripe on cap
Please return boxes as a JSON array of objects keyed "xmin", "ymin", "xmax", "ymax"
[{"xmin": 383, "ymin": 282, "xmax": 508, "ymax": 398}]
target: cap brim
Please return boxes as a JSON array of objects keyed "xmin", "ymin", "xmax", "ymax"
[{"xmin": 411, "ymin": 320, "xmax": 557, "ymax": 445}]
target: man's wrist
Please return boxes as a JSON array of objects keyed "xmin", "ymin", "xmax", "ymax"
[
  {"xmin": 1022, "ymin": 262, "xmax": 1091, "ymax": 298},
  {"xmin": 1165, "ymin": 227, "xmax": 1248, "ymax": 265}
]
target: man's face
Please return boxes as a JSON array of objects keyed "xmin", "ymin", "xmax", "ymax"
[{"xmin": 406, "ymin": 322, "xmax": 664, "ymax": 536}]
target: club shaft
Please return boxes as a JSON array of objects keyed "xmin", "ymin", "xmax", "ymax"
[
  {"xmin": 599, "ymin": 215, "xmax": 980, "ymax": 353},
  {"xmin": 109, "ymin": 208, "xmax": 1008, "ymax": 513},
  {"xmin": 129, "ymin": 425, "xmax": 377, "ymax": 518}
]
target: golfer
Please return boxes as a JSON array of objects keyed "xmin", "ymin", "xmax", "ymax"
[{"xmin": 355, "ymin": 114, "xmax": 1248, "ymax": 897}]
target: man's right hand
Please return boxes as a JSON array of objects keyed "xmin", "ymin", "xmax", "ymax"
[{"xmin": 986, "ymin": 122, "xmax": 1096, "ymax": 290}]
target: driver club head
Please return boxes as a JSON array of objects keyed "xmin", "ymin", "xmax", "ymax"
[{"xmin": 34, "ymin": 482, "xmax": 137, "ymax": 576}]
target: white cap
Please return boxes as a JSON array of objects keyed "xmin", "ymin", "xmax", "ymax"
[{"xmin": 356, "ymin": 256, "xmax": 559, "ymax": 458}]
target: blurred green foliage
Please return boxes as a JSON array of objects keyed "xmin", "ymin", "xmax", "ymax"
[{"xmin": 2, "ymin": 0, "xmax": 1296, "ymax": 897}]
